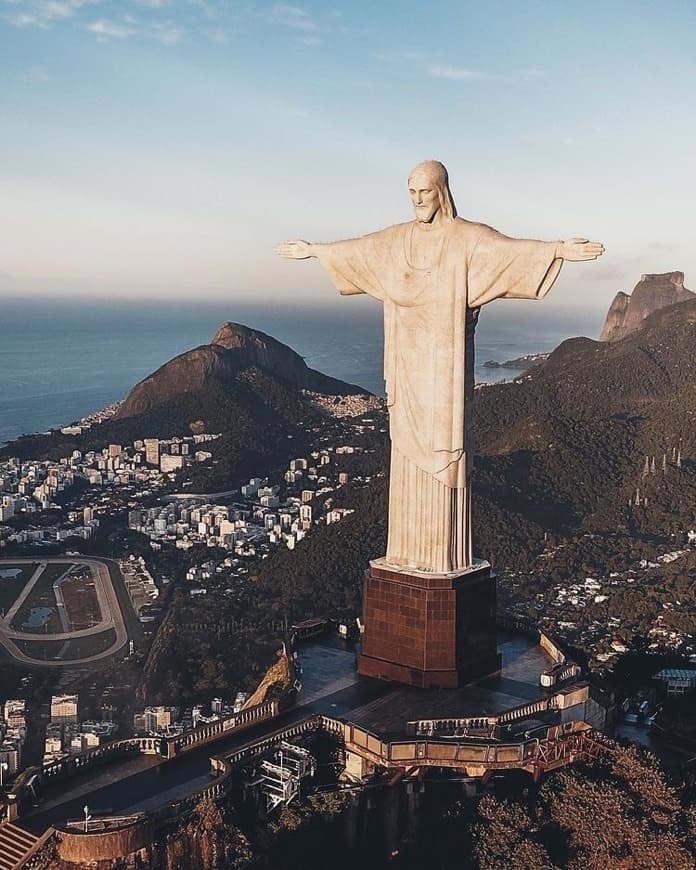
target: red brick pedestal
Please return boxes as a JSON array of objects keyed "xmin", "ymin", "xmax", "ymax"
[{"xmin": 357, "ymin": 558, "xmax": 501, "ymax": 688}]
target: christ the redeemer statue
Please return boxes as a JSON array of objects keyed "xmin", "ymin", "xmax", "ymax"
[{"xmin": 277, "ymin": 161, "xmax": 604, "ymax": 575}]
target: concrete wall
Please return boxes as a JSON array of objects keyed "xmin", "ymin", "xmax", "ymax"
[{"xmin": 55, "ymin": 819, "xmax": 153, "ymax": 863}]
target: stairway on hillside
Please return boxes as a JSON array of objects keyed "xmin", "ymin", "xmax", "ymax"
[{"xmin": 0, "ymin": 822, "xmax": 39, "ymax": 870}]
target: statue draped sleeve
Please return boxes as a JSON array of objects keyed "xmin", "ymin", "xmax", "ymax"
[
  {"xmin": 466, "ymin": 224, "xmax": 562, "ymax": 308},
  {"xmin": 313, "ymin": 230, "xmax": 396, "ymax": 301}
]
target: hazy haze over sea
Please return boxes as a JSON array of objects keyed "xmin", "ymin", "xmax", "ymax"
[{"xmin": 0, "ymin": 296, "xmax": 604, "ymax": 446}]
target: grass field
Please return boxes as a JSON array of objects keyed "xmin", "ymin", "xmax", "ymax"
[
  {"xmin": 14, "ymin": 628, "xmax": 117, "ymax": 662},
  {"xmin": 0, "ymin": 563, "xmax": 39, "ymax": 616},
  {"xmin": 60, "ymin": 571, "xmax": 102, "ymax": 630},
  {"xmin": 9, "ymin": 562, "xmax": 75, "ymax": 634}
]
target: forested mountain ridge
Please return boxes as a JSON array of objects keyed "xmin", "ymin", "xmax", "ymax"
[
  {"xmin": 473, "ymin": 297, "xmax": 696, "ymax": 536},
  {"xmin": 479, "ymin": 296, "xmax": 696, "ymax": 442},
  {"xmin": 475, "ymin": 299, "xmax": 696, "ymax": 528}
]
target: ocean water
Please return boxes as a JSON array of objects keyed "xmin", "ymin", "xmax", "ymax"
[{"xmin": 0, "ymin": 296, "xmax": 603, "ymax": 446}]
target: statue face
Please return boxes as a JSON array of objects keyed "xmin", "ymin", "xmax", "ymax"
[{"xmin": 408, "ymin": 173, "xmax": 440, "ymax": 223}]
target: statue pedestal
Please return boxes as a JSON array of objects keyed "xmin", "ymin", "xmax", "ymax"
[{"xmin": 357, "ymin": 558, "xmax": 501, "ymax": 689}]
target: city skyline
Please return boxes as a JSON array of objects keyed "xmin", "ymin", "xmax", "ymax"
[{"xmin": 0, "ymin": 0, "xmax": 694, "ymax": 309}]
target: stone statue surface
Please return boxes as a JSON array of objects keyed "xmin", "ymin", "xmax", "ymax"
[{"xmin": 276, "ymin": 161, "xmax": 604, "ymax": 574}]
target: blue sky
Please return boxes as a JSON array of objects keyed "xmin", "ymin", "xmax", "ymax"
[{"xmin": 0, "ymin": 0, "xmax": 694, "ymax": 309}]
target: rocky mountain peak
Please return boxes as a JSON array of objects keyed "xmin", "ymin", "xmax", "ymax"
[
  {"xmin": 599, "ymin": 271, "xmax": 693, "ymax": 342},
  {"xmin": 114, "ymin": 321, "xmax": 368, "ymax": 421},
  {"xmin": 212, "ymin": 321, "xmax": 279, "ymax": 350}
]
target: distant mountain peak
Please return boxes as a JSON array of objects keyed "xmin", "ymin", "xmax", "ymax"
[
  {"xmin": 600, "ymin": 271, "xmax": 693, "ymax": 342},
  {"xmin": 115, "ymin": 321, "xmax": 369, "ymax": 421},
  {"xmin": 212, "ymin": 321, "xmax": 290, "ymax": 351},
  {"xmin": 639, "ymin": 270, "xmax": 685, "ymax": 286}
]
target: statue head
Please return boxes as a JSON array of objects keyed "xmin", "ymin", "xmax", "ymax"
[{"xmin": 408, "ymin": 160, "xmax": 457, "ymax": 224}]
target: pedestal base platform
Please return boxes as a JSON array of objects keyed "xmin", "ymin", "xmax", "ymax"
[{"xmin": 357, "ymin": 558, "xmax": 501, "ymax": 689}]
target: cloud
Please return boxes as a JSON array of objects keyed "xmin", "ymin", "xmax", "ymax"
[
  {"xmin": 85, "ymin": 17, "xmax": 136, "ymax": 38},
  {"xmin": 4, "ymin": 0, "xmax": 100, "ymax": 27},
  {"xmin": 427, "ymin": 64, "xmax": 488, "ymax": 81},
  {"xmin": 82, "ymin": 14, "xmax": 183, "ymax": 44},
  {"xmin": 268, "ymin": 4, "xmax": 318, "ymax": 32},
  {"xmin": 42, "ymin": 0, "xmax": 86, "ymax": 18},
  {"xmin": 11, "ymin": 13, "xmax": 45, "ymax": 26},
  {"xmin": 188, "ymin": 0, "xmax": 219, "ymax": 15},
  {"xmin": 134, "ymin": 0, "xmax": 168, "ymax": 6},
  {"xmin": 150, "ymin": 19, "xmax": 182, "ymax": 43},
  {"xmin": 381, "ymin": 54, "xmax": 532, "ymax": 85}
]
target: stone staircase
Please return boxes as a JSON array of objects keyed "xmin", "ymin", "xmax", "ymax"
[{"xmin": 0, "ymin": 822, "xmax": 39, "ymax": 870}]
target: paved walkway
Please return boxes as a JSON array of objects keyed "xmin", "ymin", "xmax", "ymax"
[{"xmin": 297, "ymin": 645, "xmax": 359, "ymax": 705}]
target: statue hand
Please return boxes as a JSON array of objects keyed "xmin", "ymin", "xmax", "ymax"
[
  {"xmin": 557, "ymin": 238, "xmax": 605, "ymax": 261},
  {"xmin": 275, "ymin": 240, "xmax": 315, "ymax": 259}
]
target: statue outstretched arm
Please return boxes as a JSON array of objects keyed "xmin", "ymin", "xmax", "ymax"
[
  {"xmin": 276, "ymin": 231, "xmax": 392, "ymax": 300},
  {"xmin": 467, "ymin": 225, "xmax": 605, "ymax": 307}
]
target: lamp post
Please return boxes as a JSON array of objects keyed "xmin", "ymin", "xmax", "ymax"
[
  {"xmin": 0, "ymin": 762, "xmax": 8, "ymax": 788},
  {"xmin": 83, "ymin": 805, "xmax": 91, "ymax": 833}
]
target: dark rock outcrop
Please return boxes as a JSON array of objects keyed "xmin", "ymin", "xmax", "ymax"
[
  {"xmin": 115, "ymin": 322, "xmax": 368, "ymax": 420},
  {"xmin": 483, "ymin": 352, "xmax": 549, "ymax": 371},
  {"xmin": 600, "ymin": 271, "xmax": 693, "ymax": 342}
]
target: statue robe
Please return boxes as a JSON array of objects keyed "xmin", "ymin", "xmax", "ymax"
[{"xmin": 316, "ymin": 217, "xmax": 563, "ymax": 573}]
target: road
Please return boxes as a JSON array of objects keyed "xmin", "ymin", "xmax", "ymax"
[{"xmin": 0, "ymin": 558, "xmax": 129, "ymax": 667}]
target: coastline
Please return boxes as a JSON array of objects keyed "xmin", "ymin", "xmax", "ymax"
[{"xmin": 0, "ymin": 300, "xmax": 603, "ymax": 448}]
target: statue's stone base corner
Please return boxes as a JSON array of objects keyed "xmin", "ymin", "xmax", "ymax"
[{"xmin": 357, "ymin": 557, "xmax": 501, "ymax": 689}]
